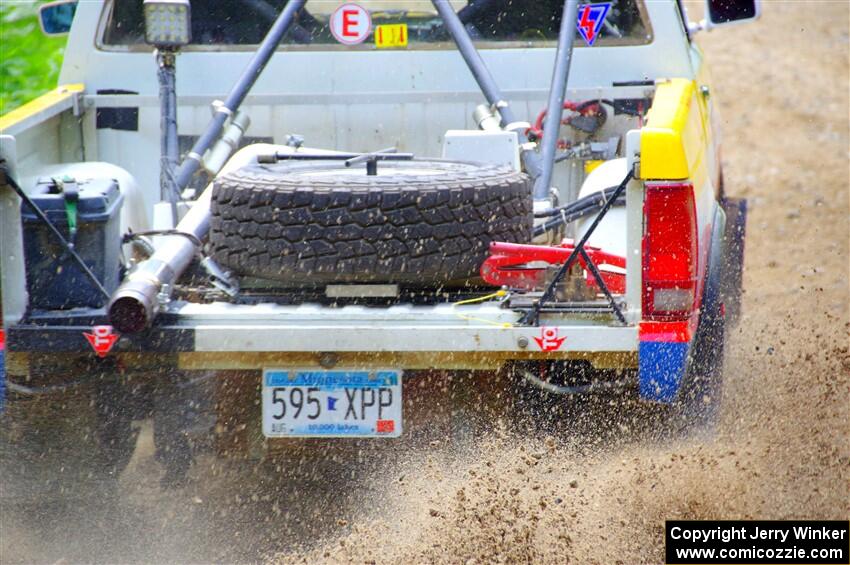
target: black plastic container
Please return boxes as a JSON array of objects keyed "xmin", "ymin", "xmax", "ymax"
[{"xmin": 21, "ymin": 177, "xmax": 123, "ymax": 310}]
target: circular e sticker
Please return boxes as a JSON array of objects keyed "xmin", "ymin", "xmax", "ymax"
[{"xmin": 330, "ymin": 3, "xmax": 372, "ymax": 46}]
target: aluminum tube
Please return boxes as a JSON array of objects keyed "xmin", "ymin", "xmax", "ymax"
[
  {"xmin": 174, "ymin": 0, "xmax": 306, "ymax": 191},
  {"xmin": 203, "ymin": 111, "xmax": 251, "ymax": 174},
  {"xmin": 533, "ymin": 0, "xmax": 579, "ymax": 200},
  {"xmin": 431, "ymin": 0, "xmax": 517, "ymax": 126},
  {"xmin": 109, "ymin": 185, "xmax": 212, "ymax": 333}
]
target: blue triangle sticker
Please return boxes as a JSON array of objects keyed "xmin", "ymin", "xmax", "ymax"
[{"xmin": 577, "ymin": 2, "xmax": 612, "ymax": 46}]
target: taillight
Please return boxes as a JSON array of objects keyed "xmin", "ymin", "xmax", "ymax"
[{"xmin": 642, "ymin": 182, "xmax": 698, "ymax": 321}]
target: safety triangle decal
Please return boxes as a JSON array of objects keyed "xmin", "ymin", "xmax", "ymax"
[{"xmin": 577, "ymin": 2, "xmax": 612, "ymax": 46}]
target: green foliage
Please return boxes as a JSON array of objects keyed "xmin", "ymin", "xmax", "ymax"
[{"xmin": 0, "ymin": 2, "xmax": 67, "ymax": 115}]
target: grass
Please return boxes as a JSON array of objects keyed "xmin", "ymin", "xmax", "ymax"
[{"xmin": 0, "ymin": 1, "xmax": 67, "ymax": 115}]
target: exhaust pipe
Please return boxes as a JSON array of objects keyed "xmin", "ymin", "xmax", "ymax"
[{"xmin": 109, "ymin": 187, "xmax": 212, "ymax": 333}]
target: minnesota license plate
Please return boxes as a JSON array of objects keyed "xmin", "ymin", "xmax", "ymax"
[{"xmin": 262, "ymin": 369, "xmax": 403, "ymax": 438}]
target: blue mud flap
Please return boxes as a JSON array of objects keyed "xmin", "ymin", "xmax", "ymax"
[{"xmin": 638, "ymin": 340, "xmax": 690, "ymax": 403}]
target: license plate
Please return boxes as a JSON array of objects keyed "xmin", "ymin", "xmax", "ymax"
[{"xmin": 262, "ymin": 368, "xmax": 402, "ymax": 438}]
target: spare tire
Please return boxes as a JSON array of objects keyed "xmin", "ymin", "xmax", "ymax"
[{"xmin": 208, "ymin": 159, "xmax": 532, "ymax": 284}]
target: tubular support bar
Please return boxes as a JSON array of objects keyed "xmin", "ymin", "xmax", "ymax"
[
  {"xmin": 432, "ymin": 0, "xmax": 517, "ymax": 126},
  {"xmin": 431, "ymin": 0, "xmax": 541, "ymax": 178},
  {"xmin": 533, "ymin": 0, "xmax": 579, "ymax": 200},
  {"xmin": 173, "ymin": 0, "xmax": 306, "ymax": 191},
  {"xmin": 157, "ymin": 50, "xmax": 180, "ymax": 220}
]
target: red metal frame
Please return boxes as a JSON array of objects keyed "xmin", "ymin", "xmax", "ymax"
[{"xmin": 480, "ymin": 240, "xmax": 626, "ymax": 293}]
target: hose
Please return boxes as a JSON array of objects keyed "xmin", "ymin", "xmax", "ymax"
[
  {"xmin": 532, "ymin": 186, "xmax": 625, "ymax": 237},
  {"xmin": 518, "ymin": 364, "xmax": 632, "ymax": 395},
  {"xmin": 122, "ymin": 229, "xmax": 204, "ymax": 249}
]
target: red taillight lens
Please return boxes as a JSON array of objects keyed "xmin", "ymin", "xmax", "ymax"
[{"xmin": 642, "ymin": 182, "xmax": 698, "ymax": 321}]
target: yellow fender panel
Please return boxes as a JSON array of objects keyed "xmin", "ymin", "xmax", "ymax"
[
  {"xmin": 639, "ymin": 78, "xmax": 707, "ymax": 182},
  {"xmin": 0, "ymin": 84, "xmax": 84, "ymax": 133}
]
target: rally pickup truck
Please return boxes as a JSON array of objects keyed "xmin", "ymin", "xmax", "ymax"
[{"xmin": 0, "ymin": 0, "xmax": 755, "ymax": 482}]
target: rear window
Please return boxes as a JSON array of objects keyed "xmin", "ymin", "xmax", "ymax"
[{"xmin": 100, "ymin": 0, "xmax": 652, "ymax": 49}]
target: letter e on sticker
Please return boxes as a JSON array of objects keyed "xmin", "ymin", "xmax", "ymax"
[{"xmin": 330, "ymin": 3, "xmax": 371, "ymax": 45}]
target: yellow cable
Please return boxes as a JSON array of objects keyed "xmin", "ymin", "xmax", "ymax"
[
  {"xmin": 451, "ymin": 290, "xmax": 513, "ymax": 327},
  {"xmin": 452, "ymin": 289, "xmax": 507, "ymax": 306}
]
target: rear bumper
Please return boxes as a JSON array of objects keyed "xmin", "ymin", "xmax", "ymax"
[{"xmin": 6, "ymin": 301, "xmax": 638, "ymax": 374}]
